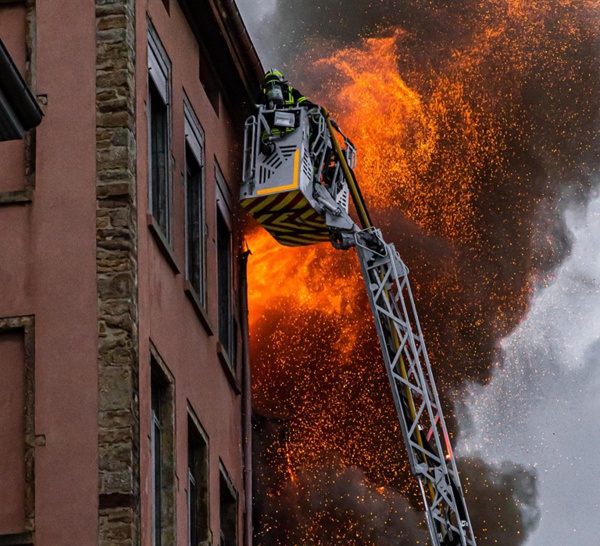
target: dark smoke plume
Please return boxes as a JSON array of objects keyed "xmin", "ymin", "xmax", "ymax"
[
  {"xmin": 457, "ymin": 457, "xmax": 540, "ymax": 544},
  {"xmin": 246, "ymin": 0, "xmax": 600, "ymax": 544},
  {"xmin": 253, "ymin": 415, "xmax": 430, "ymax": 545},
  {"xmin": 253, "ymin": 0, "xmax": 600, "ymax": 388},
  {"xmin": 253, "ymin": 418, "xmax": 541, "ymax": 545}
]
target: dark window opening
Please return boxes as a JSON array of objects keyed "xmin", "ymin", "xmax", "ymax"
[
  {"xmin": 151, "ymin": 384, "xmax": 163, "ymax": 546},
  {"xmin": 185, "ymin": 144, "xmax": 204, "ymax": 302},
  {"xmin": 219, "ymin": 469, "xmax": 237, "ymax": 546},
  {"xmin": 149, "ymin": 79, "xmax": 170, "ymax": 240},
  {"xmin": 188, "ymin": 417, "xmax": 209, "ymax": 546},
  {"xmin": 217, "ymin": 207, "xmax": 234, "ymax": 363},
  {"xmin": 161, "ymin": 0, "xmax": 170, "ymax": 14},
  {"xmin": 151, "ymin": 359, "xmax": 175, "ymax": 546}
]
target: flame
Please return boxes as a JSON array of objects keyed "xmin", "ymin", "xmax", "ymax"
[
  {"xmin": 247, "ymin": 233, "xmax": 360, "ymax": 328},
  {"xmin": 248, "ymin": 0, "xmax": 599, "ymax": 542},
  {"xmin": 319, "ymin": 31, "xmax": 480, "ymax": 241}
]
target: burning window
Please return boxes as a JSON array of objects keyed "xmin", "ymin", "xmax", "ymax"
[{"xmin": 147, "ymin": 23, "xmax": 172, "ymax": 242}]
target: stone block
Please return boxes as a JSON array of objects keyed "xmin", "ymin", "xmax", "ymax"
[
  {"xmin": 100, "ymin": 469, "xmax": 133, "ymax": 495},
  {"xmin": 98, "ymin": 271, "xmax": 133, "ymax": 300},
  {"xmin": 99, "ymin": 366, "xmax": 133, "ymax": 411},
  {"xmin": 97, "ymin": 14, "xmax": 128, "ymax": 31}
]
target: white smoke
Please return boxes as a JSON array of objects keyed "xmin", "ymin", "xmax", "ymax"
[
  {"xmin": 236, "ymin": 0, "xmax": 277, "ymax": 66},
  {"xmin": 237, "ymin": 0, "xmax": 276, "ymax": 22},
  {"xmin": 459, "ymin": 190, "xmax": 600, "ymax": 545}
]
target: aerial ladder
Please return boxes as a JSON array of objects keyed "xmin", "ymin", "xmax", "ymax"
[{"xmin": 241, "ymin": 103, "xmax": 478, "ymax": 546}]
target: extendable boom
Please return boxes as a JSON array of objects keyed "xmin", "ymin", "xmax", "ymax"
[{"xmin": 355, "ymin": 228, "xmax": 476, "ymax": 546}]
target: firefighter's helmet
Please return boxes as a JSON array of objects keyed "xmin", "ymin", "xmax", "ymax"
[{"xmin": 264, "ymin": 69, "xmax": 285, "ymax": 84}]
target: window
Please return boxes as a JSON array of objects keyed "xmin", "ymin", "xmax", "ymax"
[
  {"xmin": 184, "ymin": 101, "xmax": 206, "ymax": 305},
  {"xmin": 217, "ymin": 208, "xmax": 232, "ymax": 354},
  {"xmin": 151, "ymin": 383, "xmax": 163, "ymax": 546},
  {"xmin": 216, "ymin": 168, "xmax": 236, "ymax": 366},
  {"xmin": 187, "ymin": 414, "xmax": 209, "ymax": 546},
  {"xmin": 147, "ymin": 23, "xmax": 172, "ymax": 241},
  {"xmin": 150, "ymin": 356, "xmax": 175, "ymax": 546},
  {"xmin": 0, "ymin": 316, "xmax": 35, "ymax": 540},
  {"xmin": 219, "ymin": 465, "xmax": 237, "ymax": 546}
]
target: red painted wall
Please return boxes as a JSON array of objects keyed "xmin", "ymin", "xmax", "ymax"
[
  {"xmin": 138, "ymin": 1, "xmax": 246, "ymax": 542},
  {"xmin": 0, "ymin": 1, "xmax": 98, "ymax": 544}
]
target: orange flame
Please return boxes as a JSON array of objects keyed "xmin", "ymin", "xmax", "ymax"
[
  {"xmin": 318, "ymin": 31, "xmax": 481, "ymax": 241},
  {"xmin": 249, "ymin": 0, "xmax": 599, "ymax": 541}
]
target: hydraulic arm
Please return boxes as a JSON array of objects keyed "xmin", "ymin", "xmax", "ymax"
[{"xmin": 241, "ymin": 105, "xmax": 477, "ymax": 546}]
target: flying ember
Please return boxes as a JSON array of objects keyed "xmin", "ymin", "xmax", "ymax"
[{"xmin": 245, "ymin": 0, "xmax": 600, "ymax": 543}]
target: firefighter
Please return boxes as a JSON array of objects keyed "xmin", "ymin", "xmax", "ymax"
[
  {"xmin": 256, "ymin": 69, "xmax": 317, "ymax": 155},
  {"xmin": 259, "ymin": 68, "xmax": 316, "ymax": 109}
]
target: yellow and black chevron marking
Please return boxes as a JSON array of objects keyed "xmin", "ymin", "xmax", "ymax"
[{"xmin": 241, "ymin": 189, "xmax": 330, "ymax": 247}]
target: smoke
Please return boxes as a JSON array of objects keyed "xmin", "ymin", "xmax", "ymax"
[
  {"xmin": 247, "ymin": 0, "xmax": 496, "ymax": 69},
  {"xmin": 253, "ymin": 417, "xmax": 541, "ymax": 545},
  {"xmin": 253, "ymin": 416, "xmax": 429, "ymax": 545},
  {"xmin": 237, "ymin": 0, "xmax": 600, "ymax": 543},
  {"xmin": 294, "ymin": 0, "xmax": 600, "ymax": 388},
  {"xmin": 460, "ymin": 192, "xmax": 600, "ymax": 545},
  {"xmin": 457, "ymin": 458, "xmax": 540, "ymax": 544}
]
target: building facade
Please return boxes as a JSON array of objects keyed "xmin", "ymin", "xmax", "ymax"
[{"xmin": 0, "ymin": 0, "xmax": 262, "ymax": 544}]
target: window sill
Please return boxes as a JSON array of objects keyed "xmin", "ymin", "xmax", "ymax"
[
  {"xmin": 184, "ymin": 281, "xmax": 214, "ymax": 336},
  {"xmin": 217, "ymin": 342, "xmax": 240, "ymax": 395},
  {"xmin": 0, "ymin": 189, "xmax": 32, "ymax": 206},
  {"xmin": 147, "ymin": 213, "xmax": 180, "ymax": 274}
]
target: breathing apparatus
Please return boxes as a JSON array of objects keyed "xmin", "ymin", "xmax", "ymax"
[{"xmin": 264, "ymin": 69, "xmax": 286, "ymax": 108}]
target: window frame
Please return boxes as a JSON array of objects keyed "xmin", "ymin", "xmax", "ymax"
[
  {"xmin": 151, "ymin": 385, "xmax": 163, "ymax": 546},
  {"xmin": 215, "ymin": 165, "xmax": 236, "ymax": 370},
  {"xmin": 0, "ymin": 315, "xmax": 35, "ymax": 542},
  {"xmin": 187, "ymin": 409, "xmax": 210, "ymax": 546},
  {"xmin": 183, "ymin": 98, "xmax": 207, "ymax": 308},
  {"xmin": 150, "ymin": 349, "xmax": 176, "ymax": 546},
  {"xmin": 218, "ymin": 463, "xmax": 238, "ymax": 546},
  {"xmin": 147, "ymin": 21, "xmax": 173, "ymax": 244}
]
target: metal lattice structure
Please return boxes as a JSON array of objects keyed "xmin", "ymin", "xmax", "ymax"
[
  {"xmin": 241, "ymin": 105, "xmax": 478, "ymax": 546},
  {"xmin": 356, "ymin": 229, "xmax": 476, "ymax": 546}
]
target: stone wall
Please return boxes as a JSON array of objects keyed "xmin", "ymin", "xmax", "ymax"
[{"xmin": 95, "ymin": 0, "xmax": 139, "ymax": 544}]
